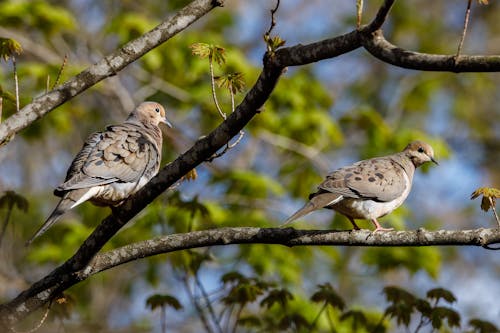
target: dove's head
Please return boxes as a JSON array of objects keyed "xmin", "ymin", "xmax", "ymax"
[
  {"xmin": 130, "ymin": 101, "xmax": 172, "ymax": 128},
  {"xmin": 403, "ymin": 140, "xmax": 438, "ymax": 167}
]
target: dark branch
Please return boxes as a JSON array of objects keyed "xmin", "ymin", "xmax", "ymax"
[
  {"xmin": 362, "ymin": 29, "xmax": 500, "ymax": 72},
  {"xmin": 0, "ymin": 0, "xmax": 222, "ymax": 146},
  {"xmin": 363, "ymin": 0, "xmax": 396, "ymax": 32}
]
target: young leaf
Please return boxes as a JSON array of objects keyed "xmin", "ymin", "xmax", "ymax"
[
  {"xmin": 190, "ymin": 43, "xmax": 226, "ymax": 65},
  {"xmin": 471, "ymin": 187, "xmax": 499, "ymax": 212},
  {"xmin": 0, "ymin": 38, "xmax": 22, "ymax": 61},
  {"xmin": 263, "ymin": 34, "xmax": 286, "ymax": 52},
  {"xmin": 215, "ymin": 72, "xmax": 246, "ymax": 94}
]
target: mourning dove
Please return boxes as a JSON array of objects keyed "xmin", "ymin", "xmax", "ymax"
[
  {"xmin": 27, "ymin": 101, "xmax": 171, "ymax": 245},
  {"xmin": 283, "ymin": 141, "xmax": 438, "ymax": 231}
]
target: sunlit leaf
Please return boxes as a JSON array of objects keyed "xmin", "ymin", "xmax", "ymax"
[
  {"xmin": 264, "ymin": 34, "xmax": 286, "ymax": 52},
  {"xmin": 471, "ymin": 187, "xmax": 499, "ymax": 212},
  {"xmin": 190, "ymin": 43, "xmax": 226, "ymax": 65},
  {"xmin": 0, "ymin": 38, "xmax": 22, "ymax": 61},
  {"xmin": 215, "ymin": 72, "xmax": 246, "ymax": 94}
]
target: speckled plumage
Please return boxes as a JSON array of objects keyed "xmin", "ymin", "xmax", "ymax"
[
  {"xmin": 282, "ymin": 141, "xmax": 438, "ymax": 231},
  {"xmin": 27, "ymin": 101, "xmax": 171, "ymax": 245}
]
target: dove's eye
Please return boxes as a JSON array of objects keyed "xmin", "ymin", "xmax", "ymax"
[
  {"xmin": 417, "ymin": 147, "xmax": 424, "ymax": 153},
  {"xmin": 155, "ymin": 107, "xmax": 160, "ymax": 113}
]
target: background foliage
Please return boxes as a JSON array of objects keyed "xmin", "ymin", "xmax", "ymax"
[{"xmin": 0, "ymin": 0, "xmax": 498, "ymax": 332}]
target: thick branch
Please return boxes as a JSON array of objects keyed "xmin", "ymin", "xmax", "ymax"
[
  {"xmin": 361, "ymin": 29, "xmax": 500, "ymax": 72},
  {"xmin": 87, "ymin": 227, "xmax": 500, "ymax": 275},
  {"xmin": 0, "ymin": 0, "xmax": 222, "ymax": 146}
]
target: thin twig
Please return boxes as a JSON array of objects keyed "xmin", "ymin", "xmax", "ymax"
[
  {"xmin": 206, "ymin": 74, "xmax": 245, "ymax": 161},
  {"xmin": 265, "ymin": 0, "xmax": 280, "ymax": 38},
  {"xmin": 0, "ymin": 96, "xmax": 2, "ymax": 124},
  {"xmin": 182, "ymin": 275, "xmax": 214, "ymax": 333},
  {"xmin": 310, "ymin": 303, "xmax": 328, "ymax": 329},
  {"xmin": 456, "ymin": 0, "xmax": 472, "ymax": 64},
  {"xmin": 231, "ymin": 304, "xmax": 244, "ymax": 333},
  {"xmin": 11, "ymin": 304, "xmax": 50, "ymax": 333},
  {"xmin": 13, "ymin": 57, "xmax": 19, "ymax": 112},
  {"xmin": 52, "ymin": 54, "xmax": 68, "ymax": 89},
  {"xmin": 356, "ymin": 0, "xmax": 364, "ymax": 28},
  {"xmin": 194, "ymin": 271, "xmax": 223, "ymax": 333},
  {"xmin": 209, "ymin": 55, "xmax": 226, "ymax": 120},
  {"xmin": 488, "ymin": 197, "xmax": 500, "ymax": 228},
  {"xmin": 0, "ymin": 202, "xmax": 13, "ymax": 248}
]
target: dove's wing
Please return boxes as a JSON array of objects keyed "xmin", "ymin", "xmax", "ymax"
[
  {"xmin": 318, "ymin": 156, "xmax": 408, "ymax": 202},
  {"xmin": 55, "ymin": 123, "xmax": 160, "ymax": 194}
]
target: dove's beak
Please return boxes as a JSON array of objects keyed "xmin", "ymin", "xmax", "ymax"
[
  {"xmin": 162, "ymin": 117, "xmax": 173, "ymax": 128},
  {"xmin": 431, "ymin": 157, "xmax": 439, "ymax": 165}
]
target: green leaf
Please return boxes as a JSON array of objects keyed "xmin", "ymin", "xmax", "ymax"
[
  {"xmin": 468, "ymin": 318, "xmax": 499, "ymax": 333},
  {"xmin": 260, "ymin": 288, "xmax": 294, "ymax": 309},
  {"xmin": 383, "ymin": 286, "xmax": 418, "ymax": 305},
  {"xmin": 310, "ymin": 283, "xmax": 345, "ymax": 311},
  {"xmin": 0, "ymin": 37, "xmax": 22, "ymax": 61},
  {"xmin": 237, "ymin": 315, "xmax": 261, "ymax": 328},
  {"xmin": 215, "ymin": 72, "xmax": 246, "ymax": 94},
  {"xmin": 264, "ymin": 34, "xmax": 286, "ymax": 52},
  {"xmin": 278, "ymin": 313, "xmax": 310, "ymax": 330},
  {"xmin": 0, "ymin": 190, "xmax": 29, "ymax": 212},
  {"xmin": 221, "ymin": 271, "xmax": 247, "ymax": 285},
  {"xmin": 190, "ymin": 43, "xmax": 226, "ymax": 65},
  {"xmin": 426, "ymin": 287, "xmax": 457, "ymax": 304},
  {"xmin": 430, "ymin": 306, "xmax": 460, "ymax": 329},
  {"xmin": 471, "ymin": 187, "xmax": 499, "ymax": 212},
  {"xmin": 146, "ymin": 294, "xmax": 183, "ymax": 311}
]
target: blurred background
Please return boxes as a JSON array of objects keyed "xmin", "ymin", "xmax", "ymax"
[{"xmin": 0, "ymin": 0, "xmax": 498, "ymax": 332}]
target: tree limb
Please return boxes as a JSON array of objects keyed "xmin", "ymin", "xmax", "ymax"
[
  {"xmin": 86, "ymin": 227, "xmax": 500, "ymax": 275},
  {"xmin": 0, "ymin": 0, "xmax": 223, "ymax": 146},
  {"xmin": 361, "ymin": 29, "xmax": 500, "ymax": 72}
]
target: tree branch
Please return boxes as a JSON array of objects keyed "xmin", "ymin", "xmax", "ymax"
[
  {"xmin": 361, "ymin": 29, "xmax": 500, "ymax": 72},
  {"xmin": 0, "ymin": 0, "xmax": 223, "ymax": 146},
  {"xmin": 87, "ymin": 227, "xmax": 500, "ymax": 275}
]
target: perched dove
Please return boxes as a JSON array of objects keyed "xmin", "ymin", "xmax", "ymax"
[
  {"xmin": 27, "ymin": 101, "xmax": 171, "ymax": 245},
  {"xmin": 283, "ymin": 141, "xmax": 438, "ymax": 231}
]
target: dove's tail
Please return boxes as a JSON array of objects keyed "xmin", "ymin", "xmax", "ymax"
[
  {"xmin": 281, "ymin": 193, "xmax": 343, "ymax": 227},
  {"xmin": 26, "ymin": 189, "xmax": 88, "ymax": 246}
]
